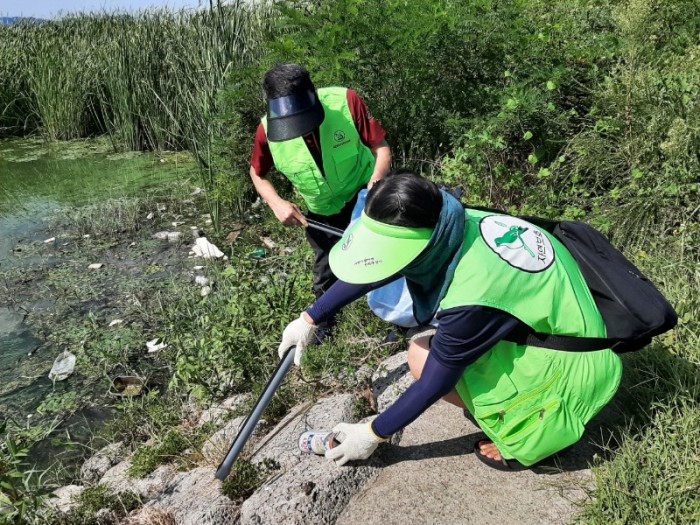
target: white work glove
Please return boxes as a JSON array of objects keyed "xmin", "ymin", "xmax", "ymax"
[
  {"xmin": 278, "ymin": 313, "xmax": 317, "ymax": 366},
  {"xmin": 325, "ymin": 421, "xmax": 388, "ymax": 466}
]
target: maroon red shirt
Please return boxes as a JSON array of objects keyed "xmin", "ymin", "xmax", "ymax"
[{"xmin": 250, "ymin": 89, "xmax": 387, "ymax": 178}]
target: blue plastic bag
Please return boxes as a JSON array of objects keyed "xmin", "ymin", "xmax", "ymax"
[{"xmin": 349, "ymin": 190, "xmax": 428, "ymax": 328}]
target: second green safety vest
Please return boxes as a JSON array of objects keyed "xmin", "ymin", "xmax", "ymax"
[
  {"xmin": 440, "ymin": 209, "xmax": 622, "ymax": 466},
  {"xmin": 262, "ymin": 87, "xmax": 375, "ymax": 215}
]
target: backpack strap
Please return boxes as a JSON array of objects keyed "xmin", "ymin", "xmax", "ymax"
[
  {"xmin": 505, "ymin": 329, "xmax": 612, "ymax": 352},
  {"xmin": 504, "ymin": 326, "xmax": 648, "ymax": 354}
]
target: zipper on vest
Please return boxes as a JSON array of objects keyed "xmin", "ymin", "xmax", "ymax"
[{"xmin": 501, "ymin": 371, "xmax": 562, "ymax": 417}]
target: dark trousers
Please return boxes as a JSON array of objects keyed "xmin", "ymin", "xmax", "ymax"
[{"xmin": 305, "ymin": 190, "xmax": 362, "ymax": 314}]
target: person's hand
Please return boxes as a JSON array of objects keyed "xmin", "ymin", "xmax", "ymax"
[
  {"xmin": 278, "ymin": 313, "xmax": 317, "ymax": 366},
  {"xmin": 325, "ymin": 421, "xmax": 387, "ymax": 466},
  {"xmin": 366, "ymin": 177, "xmax": 382, "ymax": 190},
  {"xmin": 270, "ymin": 199, "xmax": 308, "ymax": 227}
]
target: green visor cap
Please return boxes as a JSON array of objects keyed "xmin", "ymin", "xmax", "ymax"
[{"xmin": 329, "ymin": 212, "xmax": 433, "ymax": 284}]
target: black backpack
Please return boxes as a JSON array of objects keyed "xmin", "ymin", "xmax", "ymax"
[{"xmin": 466, "ymin": 205, "xmax": 678, "ymax": 354}]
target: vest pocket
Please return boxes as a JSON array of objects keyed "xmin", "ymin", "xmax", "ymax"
[
  {"xmin": 332, "ymin": 144, "xmax": 361, "ymax": 179},
  {"xmin": 285, "ymin": 168, "xmax": 322, "ymax": 196},
  {"xmin": 465, "ymin": 350, "xmax": 519, "ymax": 414},
  {"xmin": 499, "ymin": 397, "xmax": 584, "ymax": 465}
]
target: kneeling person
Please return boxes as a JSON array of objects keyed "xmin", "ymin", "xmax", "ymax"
[{"xmin": 278, "ymin": 171, "xmax": 622, "ymax": 469}]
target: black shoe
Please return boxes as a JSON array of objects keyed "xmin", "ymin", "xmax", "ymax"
[
  {"xmin": 382, "ymin": 325, "xmax": 408, "ymax": 344},
  {"xmin": 312, "ymin": 326, "xmax": 332, "ymax": 346}
]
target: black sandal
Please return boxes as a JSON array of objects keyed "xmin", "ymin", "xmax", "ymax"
[{"xmin": 473, "ymin": 441, "xmax": 527, "ymax": 471}]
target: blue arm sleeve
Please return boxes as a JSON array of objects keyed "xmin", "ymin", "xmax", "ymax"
[
  {"xmin": 306, "ymin": 276, "xmax": 398, "ymax": 325},
  {"xmin": 371, "ymin": 306, "xmax": 523, "ymax": 438},
  {"xmin": 372, "ymin": 351, "xmax": 464, "ymax": 438}
]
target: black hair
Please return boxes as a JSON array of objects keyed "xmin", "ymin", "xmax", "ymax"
[
  {"xmin": 262, "ymin": 64, "xmax": 316, "ymax": 100},
  {"xmin": 365, "ymin": 171, "xmax": 442, "ymax": 228}
]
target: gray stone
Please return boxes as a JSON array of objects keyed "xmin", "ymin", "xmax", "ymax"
[
  {"xmin": 81, "ymin": 442, "xmax": 126, "ymax": 484},
  {"xmin": 251, "ymin": 394, "xmax": 356, "ymax": 470},
  {"xmin": 100, "ymin": 460, "xmax": 177, "ymax": 501},
  {"xmin": 202, "ymin": 416, "xmax": 244, "ymax": 464},
  {"xmin": 95, "ymin": 507, "xmax": 118, "ymax": 525},
  {"xmin": 145, "ymin": 467, "xmax": 238, "ymax": 525},
  {"xmin": 122, "ymin": 507, "xmax": 177, "ymax": 525},
  {"xmin": 237, "ymin": 394, "xmax": 378, "ymax": 525},
  {"xmin": 240, "ymin": 455, "xmax": 379, "ymax": 525},
  {"xmin": 372, "ymin": 352, "xmax": 414, "ymax": 411},
  {"xmin": 48, "ymin": 484, "xmax": 83, "ymax": 515},
  {"xmin": 196, "ymin": 394, "xmax": 251, "ymax": 428}
]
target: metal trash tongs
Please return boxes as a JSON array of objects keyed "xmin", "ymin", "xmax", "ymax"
[
  {"xmin": 215, "ymin": 221, "xmax": 344, "ymax": 480},
  {"xmin": 215, "ymin": 347, "xmax": 296, "ymax": 480}
]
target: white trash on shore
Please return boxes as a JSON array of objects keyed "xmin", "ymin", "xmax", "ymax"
[
  {"xmin": 152, "ymin": 231, "xmax": 182, "ymax": 242},
  {"xmin": 146, "ymin": 338, "xmax": 168, "ymax": 353},
  {"xmin": 48, "ymin": 351, "xmax": 76, "ymax": 381},
  {"xmin": 88, "ymin": 263, "xmax": 104, "ymax": 269},
  {"xmin": 195, "ymin": 276, "xmax": 209, "ymax": 286},
  {"xmin": 192, "ymin": 237, "xmax": 225, "ymax": 259}
]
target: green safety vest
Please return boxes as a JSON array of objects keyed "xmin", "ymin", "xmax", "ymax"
[
  {"xmin": 262, "ymin": 87, "xmax": 376, "ymax": 215},
  {"xmin": 440, "ymin": 209, "xmax": 622, "ymax": 466}
]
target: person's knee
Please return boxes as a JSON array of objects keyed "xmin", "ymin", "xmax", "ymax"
[{"xmin": 407, "ymin": 336, "xmax": 431, "ymax": 380}]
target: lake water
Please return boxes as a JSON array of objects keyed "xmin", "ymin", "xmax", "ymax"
[{"xmin": 0, "ymin": 137, "xmax": 193, "ymax": 464}]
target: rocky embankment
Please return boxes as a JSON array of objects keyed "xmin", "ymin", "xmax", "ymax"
[{"xmin": 52, "ymin": 350, "xmax": 603, "ymax": 525}]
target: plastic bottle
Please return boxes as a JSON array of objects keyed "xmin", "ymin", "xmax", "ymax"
[{"xmin": 298, "ymin": 431, "xmax": 339, "ymax": 455}]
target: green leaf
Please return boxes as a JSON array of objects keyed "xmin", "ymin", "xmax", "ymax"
[
  {"xmin": 537, "ymin": 168, "xmax": 552, "ymax": 178},
  {"xmin": 523, "ymin": 131, "xmax": 533, "ymax": 141},
  {"xmin": 528, "ymin": 154, "xmax": 539, "ymax": 166},
  {"xmin": 546, "ymin": 81, "xmax": 557, "ymax": 91}
]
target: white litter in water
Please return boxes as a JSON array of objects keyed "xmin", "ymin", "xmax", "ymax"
[
  {"xmin": 48, "ymin": 351, "xmax": 76, "ymax": 381},
  {"xmin": 193, "ymin": 265, "xmax": 205, "ymax": 271},
  {"xmin": 44, "ymin": 237, "xmax": 56, "ymax": 244},
  {"xmin": 146, "ymin": 338, "xmax": 168, "ymax": 353},
  {"xmin": 200, "ymin": 286, "xmax": 211, "ymax": 297},
  {"xmin": 195, "ymin": 276, "xmax": 209, "ymax": 286},
  {"xmin": 192, "ymin": 237, "xmax": 225, "ymax": 259},
  {"xmin": 153, "ymin": 231, "xmax": 182, "ymax": 242},
  {"xmin": 88, "ymin": 263, "xmax": 104, "ymax": 269},
  {"xmin": 83, "ymin": 234, "xmax": 90, "ymax": 239},
  {"xmin": 108, "ymin": 319, "xmax": 124, "ymax": 327},
  {"xmin": 146, "ymin": 212, "xmax": 155, "ymax": 220}
]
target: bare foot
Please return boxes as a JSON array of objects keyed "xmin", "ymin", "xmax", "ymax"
[{"xmin": 477, "ymin": 440, "xmax": 503, "ymax": 461}]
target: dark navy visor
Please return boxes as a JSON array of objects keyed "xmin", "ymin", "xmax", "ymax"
[
  {"xmin": 268, "ymin": 91, "xmax": 317, "ymax": 118},
  {"xmin": 266, "ymin": 90, "xmax": 325, "ymax": 142}
]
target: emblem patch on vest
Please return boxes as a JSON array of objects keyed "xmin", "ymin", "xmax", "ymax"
[
  {"xmin": 334, "ymin": 130, "xmax": 346, "ymax": 142},
  {"xmin": 480, "ymin": 215, "xmax": 555, "ymax": 272}
]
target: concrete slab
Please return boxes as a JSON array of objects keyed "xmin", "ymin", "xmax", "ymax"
[{"xmin": 337, "ymin": 401, "xmax": 597, "ymax": 525}]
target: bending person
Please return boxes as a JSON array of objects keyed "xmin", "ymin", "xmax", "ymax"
[
  {"xmin": 278, "ymin": 171, "xmax": 622, "ymax": 470},
  {"xmin": 250, "ymin": 64, "xmax": 391, "ymax": 340}
]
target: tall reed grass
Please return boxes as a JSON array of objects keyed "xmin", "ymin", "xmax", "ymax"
[{"xmin": 0, "ymin": 2, "xmax": 272, "ymax": 152}]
